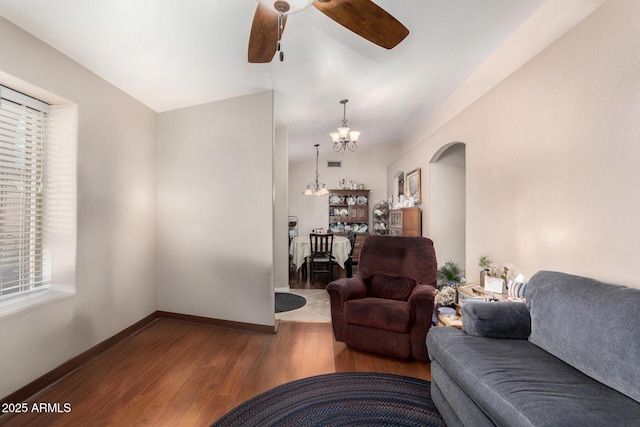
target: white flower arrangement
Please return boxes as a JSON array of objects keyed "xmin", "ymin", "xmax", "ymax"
[{"xmin": 435, "ymin": 286, "xmax": 457, "ymax": 306}]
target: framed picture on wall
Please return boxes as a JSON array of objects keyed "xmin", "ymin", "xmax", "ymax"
[{"xmin": 405, "ymin": 168, "xmax": 421, "ymax": 203}]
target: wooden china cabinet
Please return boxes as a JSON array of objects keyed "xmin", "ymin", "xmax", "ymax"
[
  {"xmin": 389, "ymin": 207, "xmax": 421, "ymax": 236},
  {"xmin": 328, "ymin": 189, "xmax": 370, "ymax": 236}
]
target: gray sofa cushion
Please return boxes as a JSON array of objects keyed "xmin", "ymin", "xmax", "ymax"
[
  {"xmin": 526, "ymin": 271, "xmax": 640, "ymax": 402},
  {"xmin": 462, "ymin": 301, "xmax": 530, "ymax": 339},
  {"xmin": 430, "ymin": 363, "xmax": 494, "ymax": 427},
  {"xmin": 427, "ymin": 327, "xmax": 640, "ymax": 426}
]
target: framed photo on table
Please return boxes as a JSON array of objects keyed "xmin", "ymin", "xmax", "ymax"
[{"xmin": 405, "ymin": 168, "xmax": 421, "ymax": 203}]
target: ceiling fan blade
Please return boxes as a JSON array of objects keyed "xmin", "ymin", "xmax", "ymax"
[
  {"xmin": 313, "ymin": 0, "xmax": 409, "ymax": 49},
  {"xmin": 248, "ymin": 4, "xmax": 287, "ymax": 63}
]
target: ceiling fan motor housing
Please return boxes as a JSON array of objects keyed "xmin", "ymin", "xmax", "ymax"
[
  {"xmin": 258, "ymin": 0, "xmax": 313, "ymax": 15},
  {"xmin": 249, "ymin": 0, "xmax": 409, "ymax": 63}
]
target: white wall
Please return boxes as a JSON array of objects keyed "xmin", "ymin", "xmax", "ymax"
[
  {"xmin": 289, "ymin": 142, "xmax": 401, "ymax": 237},
  {"xmin": 157, "ymin": 91, "xmax": 275, "ymax": 326},
  {"xmin": 0, "ymin": 17, "xmax": 157, "ymax": 398},
  {"xmin": 389, "ymin": 0, "xmax": 640, "ymax": 288},
  {"xmin": 401, "ymin": 0, "xmax": 607, "ymax": 154},
  {"xmin": 274, "ymin": 127, "xmax": 289, "ymax": 290}
]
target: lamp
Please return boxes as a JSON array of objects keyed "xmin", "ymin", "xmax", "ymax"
[
  {"xmin": 329, "ymin": 99, "xmax": 360, "ymax": 153},
  {"xmin": 305, "ymin": 144, "xmax": 329, "ymax": 196}
]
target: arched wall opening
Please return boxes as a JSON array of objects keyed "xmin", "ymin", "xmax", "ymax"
[
  {"xmin": 393, "ymin": 171, "xmax": 405, "ymax": 200},
  {"xmin": 429, "ymin": 142, "xmax": 466, "ymax": 273}
]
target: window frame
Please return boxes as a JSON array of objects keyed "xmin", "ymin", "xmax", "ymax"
[
  {"xmin": 0, "ymin": 85, "xmax": 51, "ymax": 301},
  {"xmin": 0, "ymin": 82, "xmax": 76, "ymax": 318}
]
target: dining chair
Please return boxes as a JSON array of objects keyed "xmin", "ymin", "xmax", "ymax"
[
  {"xmin": 345, "ymin": 231, "xmax": 368, "ymax": 278},
  {"xmin": 345, "ymin": 231, "xmax": 357, "ymax": 278},
  {"xmin": 309, "ymin": 233, "xmax": 335, "ymax": 283}
]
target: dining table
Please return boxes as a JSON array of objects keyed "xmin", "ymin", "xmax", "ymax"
[{"xmin": 289, "ymin": 235, "xmax": 352, "ymax": 271}]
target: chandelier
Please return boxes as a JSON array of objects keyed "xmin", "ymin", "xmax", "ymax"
[
  {"xmin": 304, "ymin": 144, "xmax": 329, "ymax": 196},
  {"xmin": 329, "ymin": 99, "xmax": 360, "ymax": 153}
]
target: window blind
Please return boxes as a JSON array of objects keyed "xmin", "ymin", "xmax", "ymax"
[{"xmin": 0, "ymin": 86, "xmax": 50, "ymax": 300}]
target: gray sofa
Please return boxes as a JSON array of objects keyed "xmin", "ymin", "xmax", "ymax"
[{"xmin": 427, "ymin": 270, "xmax": 640, "ymax": 426}]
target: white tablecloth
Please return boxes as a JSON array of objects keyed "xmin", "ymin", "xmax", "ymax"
[{"xmin": 289, "ymin": 235, "xmax": 351, "ymax": 269}]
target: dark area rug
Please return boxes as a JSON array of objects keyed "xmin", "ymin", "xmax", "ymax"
[
  {"xmin": 275, "ymin": 292, "xmax": 306, "ymax": 313},
  {"xmin": 211, "ymin": 372, "xmax": 445, "ymax": 427}
]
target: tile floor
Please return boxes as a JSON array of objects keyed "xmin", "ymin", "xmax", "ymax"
[{"xmin": 275, "ymin": 288, "xmax": 331, "ymax": 322}]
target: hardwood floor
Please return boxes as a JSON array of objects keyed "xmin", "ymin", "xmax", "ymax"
[
  {"xmin": 0, "ymin": 319, "xmax": 431, "ymax": 426},
  {"xmin": 289, "ymin": 262, "xmax": 348, "ymax": 289}
]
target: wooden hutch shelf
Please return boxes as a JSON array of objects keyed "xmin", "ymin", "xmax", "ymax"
[
  {"xmin": 389, "ymin": 207, "xmax": 421, "ymax": 236},
  {"xmin": 328, "ymin": 189, "xmax": 370, "ymax": 235}
]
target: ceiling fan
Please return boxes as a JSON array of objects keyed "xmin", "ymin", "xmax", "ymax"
[{"xmin": 248, "ymin": 0, "xmax": 409, "ymax": 63}]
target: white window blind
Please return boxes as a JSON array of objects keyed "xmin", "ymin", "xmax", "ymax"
[{"xmin": 0, "ymin": 86, "xmax": 50, "ymax": 300}]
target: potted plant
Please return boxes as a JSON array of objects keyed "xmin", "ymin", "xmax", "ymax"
[
  {"xmin": 435, "ymin": 261, "xmax": 464, "ymax": 308},
  {"xmin": 437, "ymin": 260, "xmax": 464, "ymax": 288}
]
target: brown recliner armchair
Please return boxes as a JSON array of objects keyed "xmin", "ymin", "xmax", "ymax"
[{"xmin": 327, "ymin": 236, "xmax": 438, "ymax": 361}]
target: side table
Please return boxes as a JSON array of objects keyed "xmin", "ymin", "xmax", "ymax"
[
  {"xmin": 436, "ymin": 312, "xmax": 462, "ymax": 329},
  {"xmin": 457, "ymin": 284, "xmax": 506, "ymax": 303},
  {"xmin": 435, "ymin": 305, "xmax": 462, "ymax": 329}
]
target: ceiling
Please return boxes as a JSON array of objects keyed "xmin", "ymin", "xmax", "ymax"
[{"xmin": 0, "ymin": 0, "xmax": 548, "ymax": 161}]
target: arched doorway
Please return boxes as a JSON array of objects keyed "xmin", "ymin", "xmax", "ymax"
[
  {"xmin": 393, "ymin": 171, "xmax": 405, "ymax": 201},
  {"xmin": 429, "ymin": 143, "xmax": 466, "ymax": 274}
]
